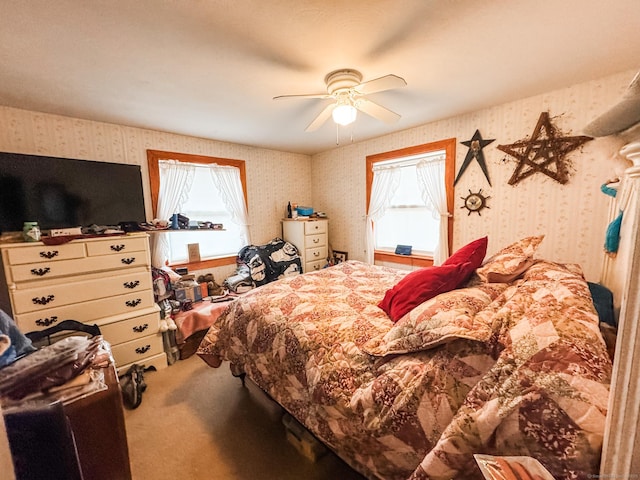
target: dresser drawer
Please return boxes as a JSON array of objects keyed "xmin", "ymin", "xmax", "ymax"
[
  {"xmin": 15, "ymin": 290, "xmax": 155, "ymax": 332},
  {"xmin": 9, "ymin": 252, "xmax": 148, "ymax": 283},
  {"xmin": 110, "ymin": 333, "xmax": 164, "ymax": 366},
  {"xmin": 117, "ymin": 352, "xmax": 167, "ymax": 375},
  {"xmin": 85, "ymin": 236, "xmax": 148, "ymax": 257},
  {"xmin": 305, "ymin": 246, "xmax": 327, "ymax": 263},
  {"xmin": 101, "ymin": 311, "xmax": 160, "ymax": 345},
  {"xmin": 305, "ymin": 259, "xmax": 326, "ymax": 272},
  {"xmin": 12, "ymin": 270, "xmax": 152, "ymax": 314},
  {"xmin": 304, "ymin": 220, "xmax": 327, "ymax": 235},
  {"xmin": 304, "ymin": 233, "xmax": 326, "ymax": 249},
  {"xmin": 5, "ymin": 243, "xmax": 86, "ymax": 265}
]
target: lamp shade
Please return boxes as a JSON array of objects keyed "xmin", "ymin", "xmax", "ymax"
[{"xmin": 332, "ymin": 104, "xmax": 357, "ymax": 126}]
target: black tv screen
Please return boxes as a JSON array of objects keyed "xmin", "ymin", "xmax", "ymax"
[{"xmin": 0, "ymin": 152, "xmax": 146, "ymax": 233}]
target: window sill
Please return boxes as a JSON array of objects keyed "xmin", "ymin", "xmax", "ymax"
[
  {"xmin": 147, "ymin": 229, "xmax": 227, "ymax": 233},
  {"xmin": 374, "ymin": 251, "xmax": 434, "ymax": 268}
]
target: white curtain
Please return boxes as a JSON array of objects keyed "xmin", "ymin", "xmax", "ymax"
[
  {"xmin": 416, "ymin": 156, "xmax": 450, "ymax": 265},
  {"xmin": 151, "ymin": 160, "xmax": 195, "ymax": 268},
  {"xmin": 208, "ymin": 165, "xmax": 251, "ymax": 246},
  {"xmin": 365, "ymin": 166, "xmax": 400, "ymax": 264}
]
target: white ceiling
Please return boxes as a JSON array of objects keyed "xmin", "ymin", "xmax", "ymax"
[{"xmin": 1, "ymin": 1, "xmax": 639, "ymax": 155}]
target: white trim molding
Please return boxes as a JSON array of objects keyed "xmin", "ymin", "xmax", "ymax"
[{"xmin": 600, "ymin": 140, "xmax": 640, "ymax": 477}]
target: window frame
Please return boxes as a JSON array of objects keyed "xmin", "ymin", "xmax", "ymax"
[
  {"xmin": 147, "ymin": 149, "xmax": 248, "ymax": 271},
  {"xmin": 366, "ymin": 138, "xmax": 456, "ymax": 268}
]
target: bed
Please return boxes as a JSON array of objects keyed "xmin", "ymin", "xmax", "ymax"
[{"xmin": 197, "ymin": 235, "xmax": 612, "ymax": 480}]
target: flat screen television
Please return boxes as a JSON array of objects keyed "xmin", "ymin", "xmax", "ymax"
[{"xmin": 0, "ymin": 151, "xmax": 147, "ymax": 233}]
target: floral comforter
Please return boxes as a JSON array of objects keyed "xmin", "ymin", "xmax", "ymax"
[{"xmin": 197, "ymin": 260, "xmax": 611, "ymax": 480}]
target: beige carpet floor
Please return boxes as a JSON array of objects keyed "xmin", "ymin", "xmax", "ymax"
[{"xmin": 123, "ymin": 354, "xmax": 365, "ymax": 480}]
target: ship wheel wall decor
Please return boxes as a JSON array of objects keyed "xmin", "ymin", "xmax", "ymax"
[{"xmin": 461, "ymin": 189, "xmax": 490, "ymax": 215}]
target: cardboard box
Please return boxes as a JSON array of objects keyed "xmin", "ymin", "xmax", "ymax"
[
  {"xmin": 282, "ymin": 414, "xmax": 327, "ymax": 462},
  {"xmin": 174, "ymin": 285, "xmax": 203, "ymax": 303}
]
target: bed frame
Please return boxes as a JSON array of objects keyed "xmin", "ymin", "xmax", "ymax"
[{"xmin": 599, "ymin": 133, "xmax": 640, "ymax": 476}]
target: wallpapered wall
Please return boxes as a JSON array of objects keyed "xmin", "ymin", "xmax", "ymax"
[
  {"xmin": 0, "ymin": 107, "xmax": 312, "ymax": 280},
  {"xmin": 0, "ymin": 68, "xmax": 635, "ymax": 282},
  {"xmin": 311, "ymin": 69, "xmax": 636, "ymax": 281}
]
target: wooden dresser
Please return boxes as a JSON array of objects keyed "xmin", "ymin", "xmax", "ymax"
[
  {"xmin": 0, "ymin": 233, "xmax": 166, "ymax": 372},
  {"xmin": 282, "ymin": 219, "xmax": 328, "ymax": 273}
]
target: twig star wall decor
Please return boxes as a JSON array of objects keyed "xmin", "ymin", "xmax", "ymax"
[
  {"xmin": 455, "ymin": 129, "xmax": 495, "ymax": 186},
  {"xmin": 497, "ymin": 112, "xmax": 592, "ymax": 185}
]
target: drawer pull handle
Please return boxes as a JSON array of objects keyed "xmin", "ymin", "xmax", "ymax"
[
  {"xmin": 124, "ymin": 280, "xmax": 140, "ymax": 289},
  {"xmin": 313, "ymin": 251, "xmax": 320, "ymax": 257},
  {"xmin": 39, "ymin": 250, "xmax": 59, "ymax": 259},
  {"xmin": 111, "ymin": 244, "xmax": 126, "ymax": 252},
  {"xmin": 30, "ymin": 267, "xmax": 51, "ymax": 277},
  {"xmin": 135, "ymin": 345, "xmax": 151, "ymax": 355},
  {"xmin": 121, "ymin": 257, "xmax": 136, "ymax": 265},
  {"xmin": 32, "ymin": 294, "xmax": 55, "ymax": 305},
  {"xmin": 126, "ymin": 298, "xmax": 142, "ymax": 307},
  {"xmin": 313, "ymin": 238, "xmax": 319, "ymax": 243},
  {"xmin": 313, "ymin": 265, "xmax": 321, "ymax": 270},
  {"xmin": 35, "ymin": 316, "xmax": 58, "ymax": 327},
  {"xmin": 133, "ymin": 323, "xmax": 149, "ymax": 333}
]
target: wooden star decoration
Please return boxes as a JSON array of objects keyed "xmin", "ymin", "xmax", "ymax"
[
  {"xmin": 455, "ymin": 129, "xmax": 495, "ymax": 186},
  {"xmin": 497, "ymin": 112, "xmax": 592, "ymax": 185}
]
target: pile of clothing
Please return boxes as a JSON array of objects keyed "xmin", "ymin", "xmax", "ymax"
[
  {"xmin": 0, "ymin": 310, "xmax": 36, "ymax": 368},
  {"xmin": 235, "ymin": 238, "xmax": 302, "ymax": 287},
  {"xmin": 0, "ymin": 311, "xmax": 110, "ymax": 408}
]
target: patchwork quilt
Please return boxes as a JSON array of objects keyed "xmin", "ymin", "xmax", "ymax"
[{"xmin": 198, "ymin": 260, "xmax": 611, "ymax": 480}]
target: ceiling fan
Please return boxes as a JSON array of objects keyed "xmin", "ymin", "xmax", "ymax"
[{"xmin": 274, "ymin": 69, "xmax": 407, "ymax": 132}]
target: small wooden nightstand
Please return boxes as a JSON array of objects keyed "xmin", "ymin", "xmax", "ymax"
[
  {"xmin": 4, "ymin": 359, "xmax": 132, "ymax": 480},
  {"xmin": 65, "ymin": 362, "xmax": 132, "ymax": 480}
]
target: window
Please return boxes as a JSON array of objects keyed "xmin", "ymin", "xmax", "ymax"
[
  {"xmin": 366, "ymin": 139, "xmax": 455, "ymax": 267},
  {"xmin": 373, "ymin": 154, "xmax": 442, "ymax": 255},
  {"xmin": 147, "ymin": 150, "xmax": 249, "ymax": 270}
]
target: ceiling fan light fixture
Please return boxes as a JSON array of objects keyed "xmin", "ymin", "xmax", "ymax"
[
  {"xmin": 332, "ymin": 103, "xmax": 357, "ymax": 126},
  {"xmin": 275, "ymin": 68, "xmax": 406, "ymax": 132}
]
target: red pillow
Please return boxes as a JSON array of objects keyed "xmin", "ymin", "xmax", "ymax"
[
  {"xmin": 378, "ymin": 262, "xmax": 469, "ymax": 322},
  {"xmin": 443, "ymin": 236, "xmax": 488, "ymax": 277}
]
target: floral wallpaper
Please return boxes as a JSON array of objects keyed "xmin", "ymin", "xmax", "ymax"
[
  {"xmin": 311, "ymin": 69, "xmax": 636, "ymax": 281},
  {"xmin": 0, "ymin": 68, "xmax": 635, "ymax": 283},
  {"xmin": 0, "ymin": 107, "xmax": 312, "ymax": 281}
]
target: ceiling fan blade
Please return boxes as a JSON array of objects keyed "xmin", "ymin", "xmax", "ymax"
[
  {"xmin": 305, "ymin": 103, "xmax": 336, "ymax": 132},
  {"xmin": 353, "ymin": 74, "xmax": 407, "ymax": 95},
  {"xmin": 273, "ymin": 93, "xmax": 331, "ymax": 100},
  {"xmin": 355, "ymin": 98, "xmax": 401, "ymax": 123}
]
